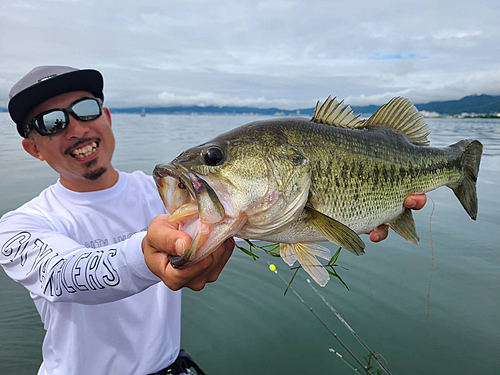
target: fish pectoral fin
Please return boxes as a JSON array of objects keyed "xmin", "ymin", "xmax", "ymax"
[
  {"xmin": 388, "ymin": 208, "xmax": 420, "ymax": 244},
  {"xmin": 281, "ymin": 242, "xmax": 331, "ymax": 287},
  {"xmin": 304, "ymin": 205, "xmax": 365, "ymax": 256}
]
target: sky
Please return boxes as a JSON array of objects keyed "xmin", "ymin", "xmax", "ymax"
[{"xmin": 1, "ymin": 0, "xmax": 499, "ymax": 110}]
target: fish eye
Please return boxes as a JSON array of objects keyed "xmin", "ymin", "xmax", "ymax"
[
  {"xmin": 203, "ymin": 147, "xmax": 225, "ymax": 166},
  {"xmin": 177, "ymin": 178, "xmax": 186, "ymax": 189}
]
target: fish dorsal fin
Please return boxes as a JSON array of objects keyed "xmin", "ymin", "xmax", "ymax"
[
  {"xmin": 311, "ymin": 96, "xmax": 363, "ymax": 128},
  {"xmin": 361, "ymin": 97, "xmax": 430, "ymax": 146}
]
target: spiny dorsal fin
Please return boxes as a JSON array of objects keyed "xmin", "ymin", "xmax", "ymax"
[
  {"xmin": 361, "ymin": 97, "xmax": 430, "ymax": 146},
  {"xmin": 312, "ymin": 96, "xmax": 363, "ymax": 128}
]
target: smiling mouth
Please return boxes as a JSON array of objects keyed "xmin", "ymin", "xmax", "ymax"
[{"xmin": 70, "ymin": 141, "xmax": 99, "ymax": 159}]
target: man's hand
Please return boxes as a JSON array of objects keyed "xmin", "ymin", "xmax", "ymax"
[
  {"xmin": 142, "ymin": 215, "xmax": 234, "ymax": 291},
  {"xmin": 368, "ymin": 195, "xmax": 427, "ymax": 243}
]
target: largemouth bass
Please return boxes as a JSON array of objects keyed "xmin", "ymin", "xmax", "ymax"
[{"xmin": 153, "ymin": 97, "xmax": 482, "ymax": 286}]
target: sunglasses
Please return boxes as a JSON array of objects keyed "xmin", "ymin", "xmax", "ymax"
[{"xmin": 24, "ymin": 97, "xmax": 103, "ymax": 137}]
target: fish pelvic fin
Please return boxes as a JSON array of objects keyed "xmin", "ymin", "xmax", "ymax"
[
  {"xmin": 388, "ymin": 208, "xmax": 419, "ymax": 244},
  {"xmin": 280, "ymin": 243, "xmax": 298, "ymax": 266},
  {"xmin": 448, "ymin": 140, "xmax": 483, "ymax": 220},
  {"xmin": 280, "ymin": 242, "xmax": 331, "ymax": 287},
  {"xmin": 304, "ymin": 205, "xmax": 365, "ymax": 256},
  {"xmin": 361, "ymin": 97, "xmax": 430, "ymax": 146}
]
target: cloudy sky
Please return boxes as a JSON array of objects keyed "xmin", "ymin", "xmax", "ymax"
[{"xmin": 1, "ymin": 0, "xmax": 499, "ymax": 110}]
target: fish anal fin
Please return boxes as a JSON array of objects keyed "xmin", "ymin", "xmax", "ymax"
[
  {"xmin": 388, "ymin": 207, "xmax": 419, "ymax": 244},
  {"xmin": 280, "ymin": 242, "xmax": 331, "ymax": 287},
  {"xmin": 304, "ymin": 205, "xmax": 365, "ymax": 256}
]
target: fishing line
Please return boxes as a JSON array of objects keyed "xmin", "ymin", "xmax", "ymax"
[
  {"xmin": 329, "ymin": 348, "xmax": 360, "ymax": 372},
  {"xmin": 307, "ymin": 279, "xmax": 393, "ymax": 375},
  {"xmin": 268, "ymin": 264, "xmax": 371, "ymax": 375},
  {"xmin": 427, "ymin": 196, "xmax": 436, "ymax": 320}
]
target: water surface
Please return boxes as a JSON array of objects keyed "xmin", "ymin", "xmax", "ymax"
[{"xmin": 0, "ymin": 113, "xmax": 498, "ymax": 374}]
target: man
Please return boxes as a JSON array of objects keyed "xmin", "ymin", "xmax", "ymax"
[{"xmin": 0, "ymin": 66, "xmax": 425, "ymax": 375}]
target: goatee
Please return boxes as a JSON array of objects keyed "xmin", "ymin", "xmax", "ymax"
[{"xmin": 83, "ymin": 167, "xmax": 108, "ymax": 181}]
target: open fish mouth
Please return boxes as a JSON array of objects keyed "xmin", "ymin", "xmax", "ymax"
[
  {"xmin": 153, "ymin": 163, "xmax": 196, "ymax": 212},
  {"xmin": 153, "ymin": 163, "xmax": 229, "ymax": 268}
]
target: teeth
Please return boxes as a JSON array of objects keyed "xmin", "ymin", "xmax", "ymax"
[{"xmin": 71, "ymin": 142, "xmax": 98, "ymax": 159}]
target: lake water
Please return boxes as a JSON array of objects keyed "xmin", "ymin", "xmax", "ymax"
[{"xmin": 0, "ymin": 113, "xmax": 499, "ymax": 375}]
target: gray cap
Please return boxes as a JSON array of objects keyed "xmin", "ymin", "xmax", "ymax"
[{"xmin": 8, "ymin": 65, "xmax": 104, "ymax": 137}]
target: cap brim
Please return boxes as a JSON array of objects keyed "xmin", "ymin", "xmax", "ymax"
[{"xmin": 9, "ymin": 69, "xmax": 104, "ymax": 136}]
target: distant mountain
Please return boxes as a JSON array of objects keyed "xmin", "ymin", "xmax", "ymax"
[
  {"xmin": 110, "ymin": 95, "xmax": 500, "ymax": 117},
  {"xmin": 353, "ymin": 94, "xmax": 500, "ymax": 115},
  {"xmin": 415, "ymin": 94, "xmax": 500, "ymax": 115},
  {"xmin": 2, "ymin": 94, "xmax": 499, "ymax": 118}
]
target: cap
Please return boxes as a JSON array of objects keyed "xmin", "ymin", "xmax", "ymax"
[{"xmin": 8, "ymin": 66, "xmax": 104, "ymax": 137}]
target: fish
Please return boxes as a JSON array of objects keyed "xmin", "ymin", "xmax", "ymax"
[{"xmin": 153, "ymin": 96, "xmax": 482, "ymax": 286}]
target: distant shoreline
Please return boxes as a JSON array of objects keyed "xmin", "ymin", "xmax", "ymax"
[
  {"xmin": 1, "ymin": 94, "xmax": 500, "ymax": 117},
  {"xmin": 106, "ymin": 94, "xmax": 500, "ymax": 117},
  {"xmin": 108, "ymin": 112, "xmax": 500, "ymax": 119},
  {"xmin": 1, "ymin": 110, "xmax": 499, "ymax": 120}
]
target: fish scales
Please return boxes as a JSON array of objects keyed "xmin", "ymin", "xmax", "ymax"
[
  {"xmin": 283, "ymin": 119, "xmax": 462, "ymax": 235},
  {"xmin": 236, "ymin": 117, "xmax": 464, "ymax": 239}
]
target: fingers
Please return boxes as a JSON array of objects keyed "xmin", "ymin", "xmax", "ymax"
[
  {"xmin": 205, "ymin": 239, "xmax": 234, "ymax": 283},
  {"xmin": 180, "ymin": 239, "xmax": 235, "ymax": 291},
  {"xmin": 368, "ymin": 224, "xmax": 389, "ymax": 243},
  {"xmin": 143, "ymin": 215, "xmax": 196, "ymax": 287},
  {"xmin": 367, "ymin": 194, "xmax": 427, "ymax": 243},
  {"xmin": 162, "ymin": 256, "xmax": 215, "ymax": 291},
  {"xmin": 143, "ymin": 215, "xmax": 235, "ymax": 291},
  {"xmin": 404, "ymin": 195, "xmax": 427, "ymax": 210},
  {"xmin": 145, "ymin": 215, "xmax": 192, "ymax": 257}
]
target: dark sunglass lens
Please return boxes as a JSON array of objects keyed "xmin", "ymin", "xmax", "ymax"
[
  {"xmin": 39, "ymin": 111, "xmax": 67, "ymax": 134},
  {"xmin": 73, "ymin": 99, "xmax": 101, "ymax": 121}
]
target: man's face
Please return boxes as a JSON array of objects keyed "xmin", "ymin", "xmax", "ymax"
[{"xmin": 22, "ymin": 90, "xmax": 116, "ymax": 191}]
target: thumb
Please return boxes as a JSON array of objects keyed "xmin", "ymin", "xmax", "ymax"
[{"xmin": 172, "ymin": 231, "xmax": 193, "ymax": 256}]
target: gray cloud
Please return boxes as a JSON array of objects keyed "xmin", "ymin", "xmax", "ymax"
[{"xmin": 1, "ymin": 0, "xmax": 499, "ymax": 109}]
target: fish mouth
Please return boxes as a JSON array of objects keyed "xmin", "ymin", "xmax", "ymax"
[
  {"xmin": 153, "ymin": 163, "xmax": 232, "ymax": 268},
  {"xmin": 153, "ymin": 163, "xmax": 197, "ymax": 209}
]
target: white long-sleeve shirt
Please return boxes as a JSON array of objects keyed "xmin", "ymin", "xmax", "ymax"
[{"xmin": 0, "ymin": 170, "xmax": 181, "ymax": 375}]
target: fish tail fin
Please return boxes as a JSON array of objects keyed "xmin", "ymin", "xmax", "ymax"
[
  {"xmin": 279, "ymin": 242, "xmax": 331, "ymax": 287},
  {"xmin": 448, "ymin": 140, "xmax": 483, "ymax": 220}
]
